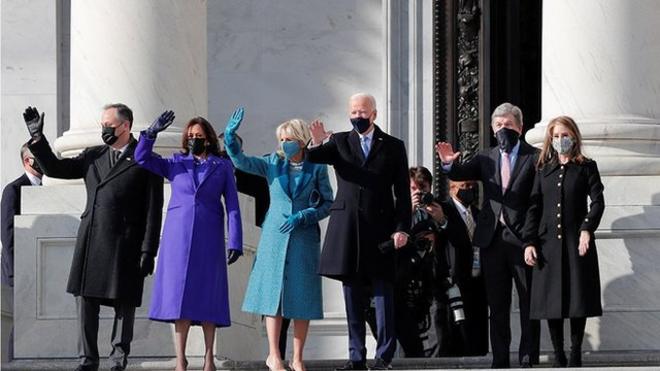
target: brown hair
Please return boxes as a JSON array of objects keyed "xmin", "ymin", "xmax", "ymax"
[
  {"xmin": 537, "ymin": 115, "xmax": 587, "ymax": 168},
  {"xmin": 103, "ymin": 103, "xmax": 133, "ymax": 128},
  {"xmin": 409, "ymin": 166, "xmax": 433, "ymax": 188},
  {"xmin": 181, "ymin": 117, "xmax": 221, "ymax": 156}
]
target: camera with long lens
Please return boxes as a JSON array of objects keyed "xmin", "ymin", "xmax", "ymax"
[{"xmin": 446, "ymin": 283, "xmax": 466, "ymax": 324}]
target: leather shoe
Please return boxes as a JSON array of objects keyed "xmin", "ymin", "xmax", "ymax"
[
  {"xmin": 110, "ymin": 365, "xmax": 125, "ymax": 371},
  {"xmin": 335, "ymin": 360, "xmax": 367, "ymax": 370},
  {"xmin": 369, "ymin": 358, "xmax": 392, "ymax": 370},
  {"xmin": 520, "ymin": 354, "xmax": 533, "ymax": 368},
  {"xmin": 552, "ymin": 351, "xmax": 568, "ymax": 367},
  {"xmin": 568, "ymin": 351, "xmax": 582, "ymax": 367}
]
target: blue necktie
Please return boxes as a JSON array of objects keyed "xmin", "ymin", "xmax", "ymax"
[{"xmin": 360, "ymin": 136, "xmax": 370, "ymax": 158}]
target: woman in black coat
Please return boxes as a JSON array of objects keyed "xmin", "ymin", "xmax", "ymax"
[{"xmin": 522, "ymin": 115, "xmax": 605, "ymax": 367}]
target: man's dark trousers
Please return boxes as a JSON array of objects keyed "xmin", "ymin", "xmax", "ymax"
[
  {"xmin": 481, "ymin": 223, "xmax": 540, "ymax": 368},
  {"xmin": 343, "ymin": 277, "xmax": 396, "ymax": 363},
  {"xmin": 76, "ymin": 296, "xmax": 135, "ymax": 370}
]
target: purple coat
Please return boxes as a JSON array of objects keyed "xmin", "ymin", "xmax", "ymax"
[{"xmin": 135, "ymin": 134, "xmax": 242, "ymax": 327}]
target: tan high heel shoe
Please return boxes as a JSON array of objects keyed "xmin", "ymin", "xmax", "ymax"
[
  {"xmin": 289, "ymin": 360, "xmax": 306, "ymax": 371},
  {"xmin": 266, "ymin": 355, "xmax": 287, "ymax": 371}
]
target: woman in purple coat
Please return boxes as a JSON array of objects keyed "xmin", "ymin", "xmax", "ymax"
[{"xmin": 135, "ymin": 111, "xmax": 243, "ymax": 371}]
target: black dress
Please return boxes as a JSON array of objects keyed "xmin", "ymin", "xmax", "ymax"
[{"xmin": 523, "ymin": 159, "xmax": 605, "ymax": 319}]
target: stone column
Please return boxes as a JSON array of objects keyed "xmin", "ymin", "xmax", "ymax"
[
  {"xmin": 13, "ymin": 0, "xmax": 211, "ymax": 359},
  {"xmin": 55, "ymin": 0, "xmax": 208, "ymax": 157},
  {"xmin": 526, "ymin": 0, "xmax": 660, "ymax": 352}
]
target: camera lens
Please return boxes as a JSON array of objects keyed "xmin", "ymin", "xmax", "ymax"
[{"xmin": 447, "ymin": 284, "xmax": 466, "ymax": 323}]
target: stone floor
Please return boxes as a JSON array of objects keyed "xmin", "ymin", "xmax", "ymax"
[{"xmin": 2, "ymin": 351, "xmax": 660, "ymax": 370}]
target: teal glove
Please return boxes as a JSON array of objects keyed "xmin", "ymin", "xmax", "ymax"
[
  {"xmin": 279, "ymin": 212, "xmax": 304, "ymax": 234},
  {"xmin": 224, "ymin": 107, "xmax": 244, "ymax": 155}
]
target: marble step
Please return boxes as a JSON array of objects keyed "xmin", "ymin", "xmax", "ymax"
[{"xmin": 2, "ymin": 351, "xmax": 660, "ymax": 370}]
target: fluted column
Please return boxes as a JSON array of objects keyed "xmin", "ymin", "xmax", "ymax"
[
  {"xmin": 55, "ymin": 0, "xmax": 208, "ymax": 157},
  {"xmin": 526, "ymin": 0, "xmax": 660, "ymax": 352}
]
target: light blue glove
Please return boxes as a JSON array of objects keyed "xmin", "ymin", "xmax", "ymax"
[
  {"xmin": 224, "ymin": 107, "xmax": 244, "ymax": 155},
  {"xmin": 279, "ymin": 212, "xmax": 304, "ymax": 234}
]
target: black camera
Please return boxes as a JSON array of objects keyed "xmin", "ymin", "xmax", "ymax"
[
  {"xmin": 378, "ymin": 233, "xmax": 432, "ymax": 255},
  {"xmin": 417, "ymin": 192, "xmax": 435, "ymax": 207}
]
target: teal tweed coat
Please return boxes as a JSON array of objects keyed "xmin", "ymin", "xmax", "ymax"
[{"xmin": 230, "ymin": 151, "xmax": 333, "ymax": 319}]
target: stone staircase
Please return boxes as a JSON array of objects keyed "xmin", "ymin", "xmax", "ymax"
[{"xmin": 3, "ymin": 351, "xmax": 660, "ymax": 370}]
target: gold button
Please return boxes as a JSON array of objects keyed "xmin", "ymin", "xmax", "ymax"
[
  {"xmin": 585, "ymin": 218, "xmax": 589, "ymax": 222},
  {"xmin": 561, "ymin": 165, "xmax": 565, "ymax": 170},
  {"xmin": 558, "ymin": 224, "xmax": 561, "ymax": 229},
  {"xmin": 557, "ymin": 213, "xmax": 561, "ymax": 218},
  {"xmin": 557, "ymin": 182, "xmax": 561, "ymax": 187},
  {"xmin": 557, "ymin": 203, "xmax": 561, "ymax": 207},
  {"xmin": 559, "ymin": 174, "xmax": 563, "ymax": 178},
  {"xmin": 558, "ymin": 234, "xmax": 562, "ymax": 239}
]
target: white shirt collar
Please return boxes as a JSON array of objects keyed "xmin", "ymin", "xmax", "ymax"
[
  {"xmin": 452, "ymin": 196, "xmax": 468, "ymax": 215},
  {"xmin": 110, "ymin": 142, "xmax": 130, "ymax": 154},
  {"xmin": 25, "ymin": 171, "xmax": 42, "ymax": 186}
]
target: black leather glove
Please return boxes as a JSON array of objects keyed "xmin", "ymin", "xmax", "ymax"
[
  {"xmin": 227, "ymin": 250, "xmax": 241, "ymax": 265},
  {"xmin": 23, "ymin": 106, "xmax": 44, "ymax": 140},
  {"xmin": 140, "ymin": 252, "xmax": 155, "ymax": 276},
  {"xmin": 145, "ymin": 110, "xmax": 175, "ymax": 139}
]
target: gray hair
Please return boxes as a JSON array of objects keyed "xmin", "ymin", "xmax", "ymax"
[
  {"xmin": 491, "ymin": 102, "xmax": 523, "ymax": 127},
  {"xmin": 20, "ymin": 143, "xmax": 33, "ymax": 162},
  {"xmin": 103, "ymin": 103, "xmax": 134, "ymax": 128},
  {"xmin": 349, "ymin": 93, "xmax": 377, "ymax": 111}
]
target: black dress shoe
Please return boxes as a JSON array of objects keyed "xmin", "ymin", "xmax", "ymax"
[
  {"xmin": 520, "ymin": 354, "xmax": 533, "ymax": 368},
  {"xmin": 568, "ymin": 351, "xmax": 582, "ymax": 367},
  {"xmin": 110, "ymin": 366, "xmax": 125, "ymax": 371},
  {"xmin": 369, "ymin": 358, "xmax": 392, "ymax": 370},
  {"xmin": 552, "ymin": 351, "xmax": 568, "ymax": 367},
  {"xmin": 335, "ymin": 360, "xmax": 368, "ymax": 370}
]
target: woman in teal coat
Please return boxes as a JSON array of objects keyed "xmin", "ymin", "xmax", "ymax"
[{"xmin": 224, "ymin": 109, "xmax": 333, "ymax": 371}]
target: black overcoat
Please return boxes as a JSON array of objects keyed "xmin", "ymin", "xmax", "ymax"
[
  {"xmin": 306, "ymin": 126, "xmax": 411, "ymax": 281},
  {"xmin": 29, "ymin": 136, "xmax": 163, "ymax": 306},
  {"xmin": 1, "ymin": 173, "xmax": 32, "ymax": 286},
  {"xmin": 522, "ymin": 159, "xmax": 604, "ymax": 319}
]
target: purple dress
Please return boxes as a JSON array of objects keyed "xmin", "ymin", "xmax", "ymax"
[{"xmin": 135, "ymin": 134, "xmax": 242, "ymax": 327}]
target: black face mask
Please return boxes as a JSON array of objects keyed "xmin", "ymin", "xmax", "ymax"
[
  {"xmin": 101, "ymin": 126, "xmax": 119, "ymax": 145},
  {"xmin": 350, "ymin": 117, "xmax": 371, "ymax": 134},
  {"xmin": 495, "ymin": 127, "xmax": 520, "ymax": 153},
  {"xmin": 29, "ymin": 158, "xmax": 42, "ymax": 174},
  {"xmin": 456, "ymin": 188, "xmax": 476, "ymax": 206},
  {"xmin": 188, "ymin": 138, "xmax": 206, "ymax": 156}
]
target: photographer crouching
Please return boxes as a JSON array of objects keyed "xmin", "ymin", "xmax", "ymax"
[{"xmin": 383, "ymin": 167, "xmax": 458, "ymax": 357}]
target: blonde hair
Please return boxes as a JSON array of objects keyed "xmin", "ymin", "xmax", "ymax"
[
  {"xmin": 537, "ymin": 115, "xmax": 588, "ymax": 169},
  {"xmin": 275, "ymin": 118, "xmax": 311, "ymax": 158}
]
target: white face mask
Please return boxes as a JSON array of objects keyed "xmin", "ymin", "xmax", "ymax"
[{"xmin": 552, "ymin": 136, "xmax": 574, "ymax": 155}]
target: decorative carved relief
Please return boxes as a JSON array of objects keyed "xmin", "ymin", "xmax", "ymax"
[
  {"xmin": 456, "ymin": 0, "xmax": 481, "ymax": 163},
  {"xmin": 432, "ymin": 0, "xmax": 450, "ymax": 198}
]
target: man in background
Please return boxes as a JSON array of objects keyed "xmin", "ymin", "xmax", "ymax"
[{"xmin": 1, "ymin": 143, "xmax": 43, "ymax": 360}]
